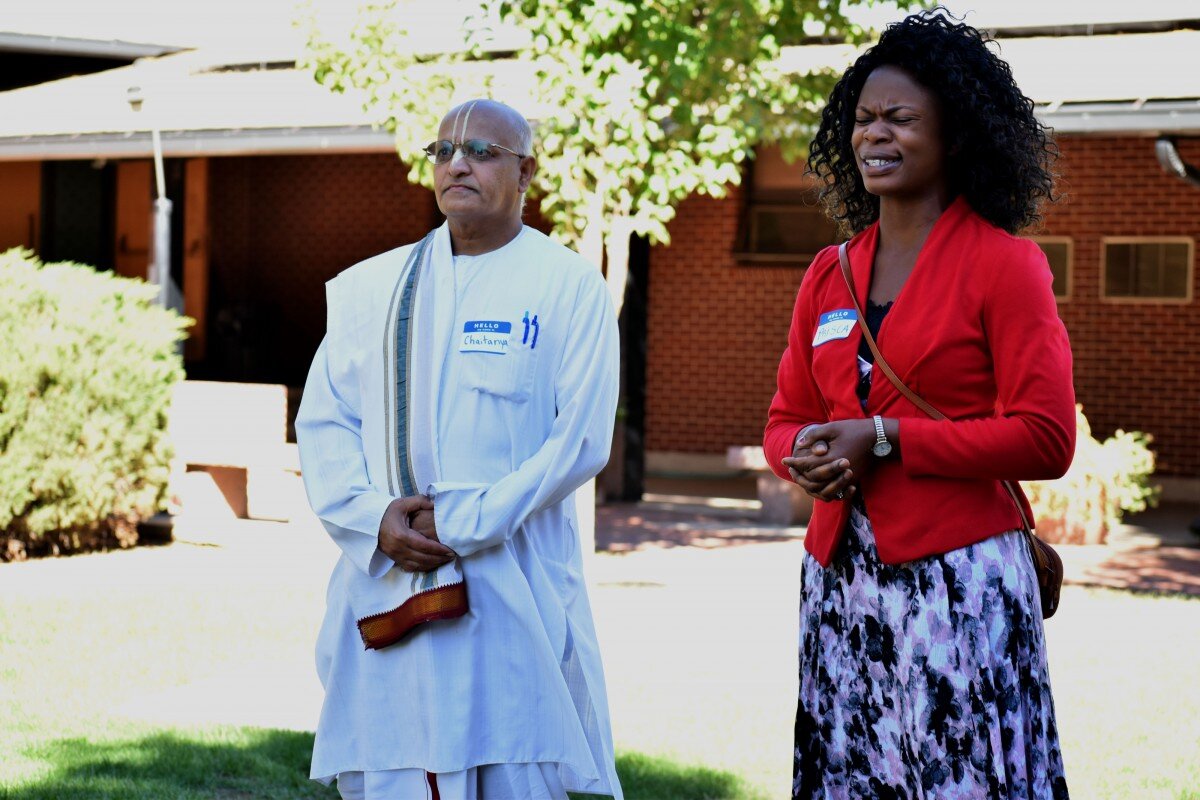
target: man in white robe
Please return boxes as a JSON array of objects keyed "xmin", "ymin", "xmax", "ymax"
[{"xmin": 296, "ymin": 100, "xmax": 623, "ymax": 799}]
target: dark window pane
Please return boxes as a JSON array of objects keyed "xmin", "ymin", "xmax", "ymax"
[
  {"xmin": 1034, "ymin": 240, "xmax": 1070, "ymax": 298},
  {"xmin": 747, "ymin": 205, "xmax": 837, "ymax": 256},
  {"xmin": 1103, "ymin": 241, "xmax": 1191, "ymax": 299},
  {"xmin": 1105, "ymin": 244, "xmax": 1134, "ymax": 296}
]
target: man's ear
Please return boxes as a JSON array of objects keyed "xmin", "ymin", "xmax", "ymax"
[{"xmin": 518, "ymin": 156, "xmax": 537, "ymax": 194}]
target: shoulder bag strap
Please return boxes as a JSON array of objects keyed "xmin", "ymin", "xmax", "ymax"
[{"xmin": 836, "ymin": 242, "xmax": 1036, "ymax": 537}]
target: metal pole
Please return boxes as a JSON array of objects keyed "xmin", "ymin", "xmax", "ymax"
[
  {"xmin": 149, "ymin": 126, "xmax": 172, "ymax": 311},
  {"xmin": 152, "ymin": 127, "xmax": 166, "ymax": 198},
  {"xmin": 152, "ymin": 196, "xmax": 173, "ymax": 311}
]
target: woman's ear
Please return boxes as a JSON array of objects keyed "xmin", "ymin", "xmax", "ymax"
[{"xmin": 946, "ymin": 129, "xmax": 964, "ymax": 158}]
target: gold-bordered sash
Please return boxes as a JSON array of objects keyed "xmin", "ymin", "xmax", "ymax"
[{"xmin": 356, "ymin": 230, "xmax": 468, "ymax": 650}]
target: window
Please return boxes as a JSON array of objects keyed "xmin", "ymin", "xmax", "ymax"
[
  {"xmin": 1031, "ymin": 237, "xmax": 1072, "ymax": 300},
  {"xmin": 736, "ymin": 145, "xmax": 838, "ymax": 264},
  {"xmin": 1101, "ymin": 238, "xmax": 1194, "ymax": 302}
]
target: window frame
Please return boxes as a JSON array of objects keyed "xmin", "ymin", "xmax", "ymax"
[
  {"xmin": 733, "ymin": 147, "xmax": 839, "ymax": 266},
  {"xmin": 734, "ymin": 201, "xmax": 837, "ymax": 264},
  {"xmin": 1099, "ymin": 236, "xmax": 1194, "ymax": 304},
  {"xmin": 1030, "ymin": 235, "xmax": 1073, "ymax": 302}
]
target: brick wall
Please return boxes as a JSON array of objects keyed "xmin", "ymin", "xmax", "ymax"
[
  {"xmin": 645, "ymin": 185, "xmax": 808, "ymax": 460},
  {"xmin": 646, "ymin": 136, "xmax": 1200, "ymax": 478},
  {"xmin": 1046, "ymin": 136, "xmax": 1200, "ymax": 477},
  {"xmin": 208, "ymin": 153, "xmax": 439, "ymax": 386}
]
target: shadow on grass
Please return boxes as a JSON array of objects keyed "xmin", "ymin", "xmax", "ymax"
[
  {"xmin": 4, "ymin": 730, "xmax": 760, "ymax": 800},
  {"xmin": 2, "ymin": 728, "xmax": 336, "ymax": 800}
]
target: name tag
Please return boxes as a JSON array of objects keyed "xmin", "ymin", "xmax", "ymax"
[
  {"xmin": 812, "ymin": 309, "xmax": 857, "ymax": 347},
  {"xmin": 460, "ymin": 320, "xmax": 512, "ymax": 355}
]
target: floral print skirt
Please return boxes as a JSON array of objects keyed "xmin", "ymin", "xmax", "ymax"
[{"xmin": 794, "ymin": 503, "xmax": 1069, "ymax": 799}]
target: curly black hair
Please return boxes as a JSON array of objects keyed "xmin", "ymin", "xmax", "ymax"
[{"xmin": 807, "ymin": 8, "xmax": 1058, "ymax": 235}]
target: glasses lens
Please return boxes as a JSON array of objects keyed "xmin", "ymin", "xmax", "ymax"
[
  {"xmin": 424, "ymin": 140, "xmax": 454, "ymax": 163},
  {"xmin": 464, "ymin": 140, "xmax": 494, "ymax": 161}
]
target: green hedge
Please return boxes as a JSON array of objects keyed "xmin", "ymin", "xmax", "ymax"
[{"xmin": 0, "ymin": 249, "xmax": 188, "ymax": 560}]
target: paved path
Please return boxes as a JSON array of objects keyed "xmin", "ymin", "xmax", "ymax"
[{"xmin": 599, "ymin": 498, "xmax": 1200, "ymax": 597}]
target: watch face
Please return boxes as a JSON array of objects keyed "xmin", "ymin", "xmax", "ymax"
[{"xmin": 873, "ymin": 440, "xmax": 893, "ymax": 458}]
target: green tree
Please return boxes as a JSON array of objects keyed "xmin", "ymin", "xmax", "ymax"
[{"xmin": 299, "ymin": 0, "xmax": 893, "ymax": 311}]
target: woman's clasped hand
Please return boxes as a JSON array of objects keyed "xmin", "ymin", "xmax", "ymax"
[{"xmin": 783, "ymin": 421, "xmax": 878, "ymax": 502}]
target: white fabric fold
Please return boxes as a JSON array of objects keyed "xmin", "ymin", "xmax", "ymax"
[{"xmin": 345, "ymin": 226, "xmax": 464, "ymax": 627}]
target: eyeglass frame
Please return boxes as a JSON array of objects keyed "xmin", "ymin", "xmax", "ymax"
[{"xmin": 423, "ymin": 139, "xmax": 530, "ymax": 165}]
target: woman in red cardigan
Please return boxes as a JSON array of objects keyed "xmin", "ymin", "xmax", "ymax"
[{"xmin": 764, "ymin": 10, "xmax": 1074, "ymax": 799}]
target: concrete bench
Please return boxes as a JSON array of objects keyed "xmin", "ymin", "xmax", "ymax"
[
  {"xmin": 168, "ymin": 380, "xmax": 296, "ymax": 521},
  {"xmin": 726, "ymin": 446, "xmax": 813, "ymax": 526}
]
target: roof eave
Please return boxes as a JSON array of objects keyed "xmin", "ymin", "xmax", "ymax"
[
  {"xmin": 0, "ymin": 125, "xmax": 397, "ymax": 161},
  {"xmin": 0, "ymin": 104, "xmax": 1198, "ymax": 162},
  {"xmin": 1037, "ymin": 101, "xmax": 1200, "ymax": 135},
  {"xmin": 0, "ymin": 31, "xmax": 182, "ymax": 59}
]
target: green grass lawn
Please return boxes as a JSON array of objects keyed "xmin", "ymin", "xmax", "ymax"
[
  {"xmin": 1, "ymin": 535, "xmax": 1198, "ymax": 799},
  {"xmin": 0, "ymin": 539, "xmax": 759, "ymax": 800}
]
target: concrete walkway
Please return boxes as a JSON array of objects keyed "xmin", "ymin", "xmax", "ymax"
[
  {"xmin": 601, "ymin": 487, "xmax": 1200, "ymax": 597},
  {"xmin": 1060, "ymin": 501, "xmax": 1200, "ymax": 596}
]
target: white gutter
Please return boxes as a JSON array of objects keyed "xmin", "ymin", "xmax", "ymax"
[
  {"xmin": 0, "ymin": 31, "xmax": 181, "ymax": 59},
  {"xmin": 1036, "ymin": 100, "xmax": 1200, "ymax": 135},
  {"xmin": 0, "ymin": 126, "xmax": 397, "ymax": 160},
  {"xmin": 0, "ymin": 104, "xmax": 1197, "ymax": 161}
]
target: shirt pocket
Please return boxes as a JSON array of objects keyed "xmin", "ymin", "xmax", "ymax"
[{"xmin": 460, "ymin": 347, "xmax": 539, "ymax": 402}]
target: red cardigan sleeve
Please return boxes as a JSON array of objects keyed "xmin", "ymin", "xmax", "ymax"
[
  {"xmin": 901, "ymin": 238, "xmax": 1076, "ymax": 481},
  {"xmin": 764, "ymin": 255, "xmax": 832, "ymax": 482}
]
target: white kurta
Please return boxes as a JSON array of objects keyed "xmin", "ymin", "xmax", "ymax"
[{"xmin": 296, "ymin": 224, "xmax": 622, "ymax": 798}]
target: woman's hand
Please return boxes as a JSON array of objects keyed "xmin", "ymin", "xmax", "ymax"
[
  {"xmin": 784, "ymin": 434, "xmax": 843, "ymax": 501},
  {"xmin": 783, "ymin": 419, "xmax": 878, "ymax": 502}
]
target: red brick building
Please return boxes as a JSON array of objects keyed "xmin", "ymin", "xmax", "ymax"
[
  {"xmin": 646, "ymin": 137, "xmax": 1200, "ymax": 494},
  {"xmin": 1, "ymin": 23, "xmax": 1198, "ymax": 498}
]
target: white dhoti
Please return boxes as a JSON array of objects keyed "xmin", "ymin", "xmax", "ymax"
[{"xmin": 336, "ymin": 763, "xmax": 566, "ymax": 800}]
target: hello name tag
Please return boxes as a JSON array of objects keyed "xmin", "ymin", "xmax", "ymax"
[
  {"xmin": 460, "ymin": 320, "xmax": 512, "ymax": 355},
  {"xmin": 812, "ymin": 309, "xmax": 857, "ymax": 347}
]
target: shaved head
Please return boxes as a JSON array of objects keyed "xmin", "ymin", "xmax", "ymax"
[
  {"xmin": 433, "ymin": 98, "xmax": 537, "ymax": 251},
  {"xmin": 440, "ymin": 99, "xmax": 534, "ymax": 156}
]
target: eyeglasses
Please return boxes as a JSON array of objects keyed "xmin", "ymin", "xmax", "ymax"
[{"xmin": 423, "ymin": 139, "xmax": 528, "ymax": 164}]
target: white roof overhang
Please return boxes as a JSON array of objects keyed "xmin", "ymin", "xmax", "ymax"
[
  {"xmin": 1, "ymin": 26, "xmax": 1199, "ymax": 161},
  {"xmin": 0, "ymin": 125, "xmax": 396, "ymax": 160},
  {"xmin": 0, "ymin": 31, "xmax": 180, "ymax": 59},
  {"xmin": 1036, "ymin": 99, "xmax": 1200, "ymax": 135},
  {"xmin": 778, "ymin": 29, "xmax": 1200, "ymax": 137}
]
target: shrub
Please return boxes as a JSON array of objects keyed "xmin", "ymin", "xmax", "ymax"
[
  {"xmin": 1025, "ymin": 405, "xmax": 1158, "ymax": 545},
  {"xmin": 0, "ymin": 249, "xmax": 188, "ymax": 560}
]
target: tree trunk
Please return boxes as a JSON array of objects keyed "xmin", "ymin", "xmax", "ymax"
[
  {"xmin": 574, "ymin": 194, "xmax": 606, "ymax": 555},
  {"xmin": 579, "ymin": 193, "xmax": 604, "ymax": 271},
  {"xmin": 603, "ymin": 217, "xmax": 633, "ymax": 317}
]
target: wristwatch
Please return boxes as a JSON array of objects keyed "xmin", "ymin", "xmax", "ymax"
[{"xmin": 871, "ymin": 415, "xmax": 893, "ymax": 458}]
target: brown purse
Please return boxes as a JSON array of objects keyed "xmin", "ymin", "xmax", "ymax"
[{"xmin": 837, "ymin": 243, "xmax": 1063, "ymax": 619}]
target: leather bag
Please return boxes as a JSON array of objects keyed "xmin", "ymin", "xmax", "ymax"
[{"xmin": 837, "ymin": 242, "xmax": 1063, "ymax": 618}]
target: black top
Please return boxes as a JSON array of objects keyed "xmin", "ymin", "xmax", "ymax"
[{"xmin": 856, "ymin": 300, "xmax": 893, "ymax": 410}]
